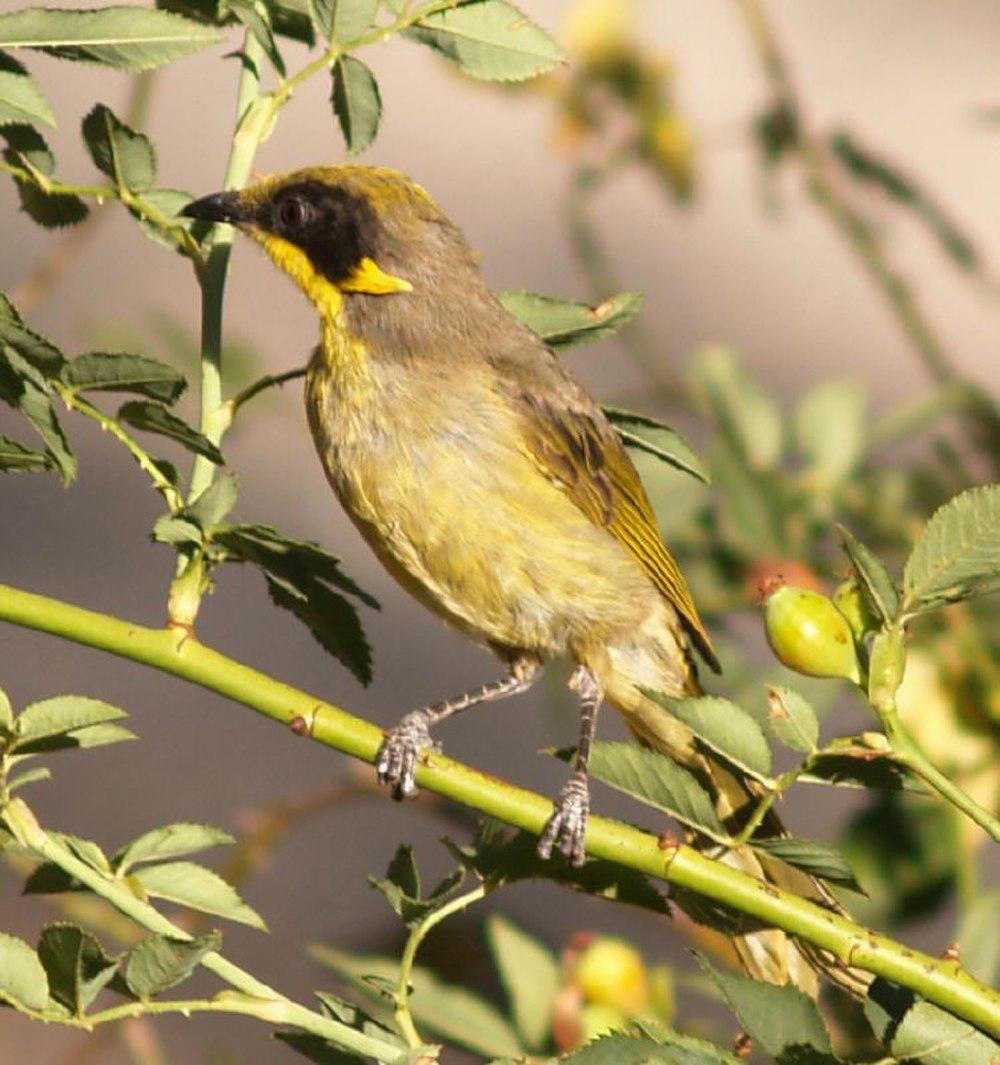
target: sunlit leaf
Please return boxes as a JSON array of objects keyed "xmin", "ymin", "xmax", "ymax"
[
  {"xmin": 0, "ymin": 931, "xmax": 49, "ymax": 1011},
  {"xmin": 500, "ymin": 290, "xmax": 641, "ymax": 350},
  {"xmin": 837, "ymin": 525, "xmax": 900, "ymax": 625},
  {"xmin": 115, "ymin": 822, "xmax": 235, "ymax": 874},
  {"xmin": 604, "ymin": 408, "xmax": 709, "ymax": 484},
  {"xmin": 486, "ymin": 914, "xmax": 559, "ymax": 1051},
  {"xmin": 0, "ymin": 50, "xmax": 55, "ymax": 127},
  {"xmin": 133, "ymin": 862, "xmax": 266, "ymax": 929},
  {"xmin": 766, "ymin": 685, "xmax": 819, "ymax": 754}
]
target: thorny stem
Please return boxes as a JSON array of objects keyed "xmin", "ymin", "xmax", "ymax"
[
  {"xmin": 395, "ymin": 884, "xmax": 488, "ymax": 1047},
  {"xmin": 1, "ymin": 797, "xmax": 421, "ymax": 1062},
  {"xmin": 0, "ymin": 582, "xmax": 998, "ymax": 1039}
]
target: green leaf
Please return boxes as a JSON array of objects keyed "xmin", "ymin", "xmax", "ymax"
[
  {"xmin": 0, "ymin": 50, "xmax": 55, "ymax": 127},
  {"xmin": 7, "ymin": 765, "xmax": 52, "ymax": 792},
  {"xmin": 750, "ymin": 836, "xmax": 862, "ymax": 892},
  {"xmin": 695, "ymin": 953, "xmax": 837, "ymax": 1064},
  {"xmin": 125, "ymin": 931, "xmax": 221, "ymax": 1000},
  {"xmin": 0, "ymin": 931, "xmax": 49, "ymax": 1011},
  {"xmin": 56, "ymin": 833, "xmax": 112, "ymax": 873},
  {"xmin": 267, "ymin": 0, "xmax": 316, "ymax": 45},
  {"xmin": 133, "ymin": 861, "xmax": 266, "ymax": 929},
  {"xmin": 903, "ymin": 484, "xmax": 1000, "ymax": 612},
  {"xmin": 795, "ymin": 379, "xmax": 865, "ymax": 489},
  {"xmin": 314, "ymin": 989, "xmax": 406, "ymax": 1048},
  {"xmin": 129, "ymin": 186, "xmax": 197, "ymax": 251},
  {"xmin": 117, "ymin": 399, "xmax": 224, "ymax": 463},
  {"xmin": 603, "ymin": 408, "xmax": 710, "ymax": 483},
  {"xmin": 708, "ymin": 435, "xmax": 786, "ymax": 557},
  {"xmin": 115, "ymin": 822, "xmax": 235, "ymax": 874},
  {"xmin": 223, "ymin": 0, "xmax": 285, "ymax": 75},
  {"xmin": 690, "ymin": 345, "xmax": 783, "ymax": 471},
  {"xmin": 216, "ymin": 522, "xmax": 374, "ymax": 684},
  {"xmin": 561, "ymin": 742, "xmax": 728, "ymax": 842},
  {"xmin": 272, "ymin": 1032, "xmax": 365, "ymax": 1064},
  {"xmin": 766, "ymin": 685, "xmax": 819, "ymax": 754},
  {"xmin": 801, "ymin": 748, "xmax": 920, "ymax": 792},
  {"xmin": 0, "ymin": 289, "xmax": 62, "ymax": 372},
  {"xmin": 405, "ymin": 0, "xmax": 562, "ymax": 82},
  {"xmin": 61, "ymin": 351, "xmax": 186, "ymax": 403},
  {"xmin": 310, "ymin": 945, "xmax": 523, "ymax": 1058},
  {"xmin": 564, "ymin": 1032, "xmax": 740, "ymax": 1064},
  {"xmin": 0, "ymin": 432, "xmax": 52, "ymax": 473},
  {"xmin": 37, "ymin": 923, "xmax": 118, "ymax": 1014},
  {"xmin": 641, "ymin": 691, "xmax": 773, "ymax": 782},
  {"xmin": 2, "ymin": 124, "xmax": 88, "ymax": 227},
  {"xmin": 368, "ymin": 844, "xmax": 462, "ymax": 926},
  {"xmin": 830, "ymin": 130, "xmax": 981, "ymax": 273},
  {"xmin": 449, "ymin": 820, "xmax": 669, "ymax": 914},
  {"xmin": 0, "ymin": 7, "xmax": 221, "ymax": 71},
  {"xmin": 81, "ymin": 103, "xmax": 156, "ymax": 191},
  {"xmin": 331, "ymin": 54, "xmax": 381, "ymax": 154},
  {"xmin": 14, "ymin": 695, "xmax": 126, "ymax": 751},
  {"xmin": 956, "ymin": 891, "xmax": 1000, "ymax": 986},
  {"xmin": 187, "ymin": 472, "xmax": 239, "ymax": 530},
  {"xmin": 314, "ymin": 0, "xmax": 378, "ymax": 41},
  {"xmin": 0, "ymin": 685, "xmax": 13, "ymax": 730},
  {"xmin": 0, "ymin": 344, "xmax": 76, "ymax": 483},
  {"xmin": 486, "ymin": 914, "xmax": 559, "ymax": 1052},
  {"xmin": 152, "ymin": 513, "xmax": 203, "ymax": 547},
  {"xmin": 499, "ymin": 290, "xmax": 641, "ymax": 350},
  {"xmin": 837, "ymin": 525, "xmax": 900, "ymax": 625}
]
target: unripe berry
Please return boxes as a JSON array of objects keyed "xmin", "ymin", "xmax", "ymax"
[
  {"xmin": 832, "ymin": 579, "xmax": 878, "ymax": 640},
  {"xmin": 761, "ymin": 579, "xmax": 861, "ymax": 683},
  {"xmin": 574, "ymin": 937, "xmax": 649, "ymax": 1015}
]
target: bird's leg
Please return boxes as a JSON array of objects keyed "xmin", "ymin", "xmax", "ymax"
[
  {"xmin": 538, "ymin": 665, "xmax": 603, "ymax": 867},
  {"xmin": 376, "ymin": 657, "xmax": 539, "ymax": 800}
]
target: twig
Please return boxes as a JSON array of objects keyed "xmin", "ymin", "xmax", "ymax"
[{"xmin": 0, "ymin": 580, "xmax": 997, "ymax": 1038}]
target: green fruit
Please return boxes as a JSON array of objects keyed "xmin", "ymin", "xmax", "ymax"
[
  {"xmin": 763, "ymin": 582, "xmax": 861, "ymax": 682},
  {"xmin": 832, "ymin": 579, "xmax": 878, "ymax": 640},
  {"xmin": 574, "ymin": 937, "xmax": 649, "ymax": 1014},
  {"xmin": 578, "ymin": 1003, "xmax": 629, "ymax": 1043}
]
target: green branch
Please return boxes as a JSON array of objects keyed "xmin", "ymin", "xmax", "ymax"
[{"xmin": 0, "ymin": 581, "xmax": 997, "ymax": 1038}]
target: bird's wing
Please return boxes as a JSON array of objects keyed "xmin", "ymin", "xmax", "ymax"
[{"xmin": 497, "ymin": 355, "xmax": 719, "ymax": 671}]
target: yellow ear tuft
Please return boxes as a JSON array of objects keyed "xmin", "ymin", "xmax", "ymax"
[{"xmin": 340, "ymin": 257, "xmax": 412, "ymax": 295}]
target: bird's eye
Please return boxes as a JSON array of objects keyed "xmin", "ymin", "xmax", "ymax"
[{"xmin": 277, "ymin": 195, "xmax": 311, "ymax": 231}]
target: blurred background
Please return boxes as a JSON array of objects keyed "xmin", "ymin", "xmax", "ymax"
[{"xmin": 1, "ymin": 0, "xmax": 998, "ymax": 1060}]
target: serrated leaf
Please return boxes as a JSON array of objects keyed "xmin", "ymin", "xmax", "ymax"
[
  {"xmin": 695, "ymin": 953, "xmax": 837, "ymax": 1063},
  {"xmin": 268, "ymin": 0, "xmax": 317, "ymax": 44},
  {"xmin": 750, "ymin": 836, "xmax": 862, "ymax": 892},
  {"xmin": 129, "ymin": 186, "xmax": 197, "ymax": 251},
  {"xmin": 315, "ymin": 0, "xmax": 378, "ymax": 41},
  {"xmin": 766, "ymin": 685, "xmax": 819, "ymax": 754},
  {"xmin": 0, "ymin": 432, "xmax": 52, "ymax": 473},
  {"xmin": 499, "ymin": 290, "xmax": 641, "ymax": 350},
  {"xmin": 448, "ymin": 819, "xmax": 669, "ymax": 915},
  {"xmin": 603, "ymin": 407, "xmax": 709, "ymax": 483},
  {"xmin": 0, "ymin": 931, "xmax": 49, "ymax": 1010},
  {"xmin": 224, "ymin": 0, "xmax": 285, "ymax": 75},
  {"xmin": 801, "ymin": 749, "xmax": 920, "ymax": 791},
  {"xmin": 690, "ymin": 345, "xmax": 783, "ymax": 470},
  {"xmin": 152, "ymin": 513, "xmax": 203, "ymax": 547},
  {"xmin": 125, "ymin": 930, "xmax": 221, "ymax": 999},
  {"xmin": 0, "ymin": 7, "xmax": 221, "ymax": 71},
  {"xmin": 641, "ymin": 691, "xmax": 772, "ymax": 782},
  {"xmin": 2, "ymin": 124, "xmax": 88, "ymax": 227},
  {"xmin": 81, "ymin": 104, "xmax": 156, "ymax": 191},
  {"xmin": 61, "ymin": 351, "xmax": 185, "ymax": 403},
  {"xmin": 559, "ymin": 742, "xmax": 727, "ymax": 842},
  {"xmin": 117, "ymin": 399, "xmax": 223, "ymax": 463},
  {"xmin": 187, "ymin": 472, "xmax": 239, "ymax": 530},
  {"xmin": 0, "ymin": 288, "xmax": 62, "ymax": 373},
  {"xmin": 31, "ymin": 721, "xmax": 137, "ymax": 752},
  {"xmin": 0, "ymin": 50, "xmax": 55, "ymax": 127},
  {"xmin": 38, "ymin": 923, "xmax": 118, "ymax": 1014},
  {"xmin": 837, "ymin": 525, "xmax": 900, "ymax": 624},
  {"xmin": 957, "ymin": 891, "xmax": 1000, "ymax": 986},
  {"xmin": 331, "ymin": 54, "xmax": 380, "ymax": 154},
  {"xmin": 314, "ymin": 989, "xmax": 405, "ymax": 1047},
  {"xmin": 564, "ymin": 1031, "xmax": 739, "ymax": 1064},
  {"xmin": 310, "ymin": 945, "xmax": 522, "ymax": 1058},
  {"xmin": 368, "ymin": 844, "xmax": 462, "ymax": 926},
  {"xmin": 115, "ymin": 822, "xmax": 235, "ymax": 874},
  {"xmin": 56, "ymin": 833, "xmax": 112, "ymax": 873},
  {"xmin": 133, "ymin": 861, "xmax": 266, "ymax": 929},
  {"xmin": 405, "ymin": 0, "xmax": 562, "ymax": 82},
  {"xmin": 486, "ymin": 915, "xmax": 559, "ymax": 1051},
  {"xmin": 903, "ymin": 484, "xmax": 1000, "ymax": 611},
  {"xmin": 8, "ymin": 765, "xmax": 51, "ymax": 792},
  {"xmin": 14, "ymin": 696, "xmax": 126, "ymax": 750},
  {"xmin": 795, "ymin": 379, "xmax": 865, "ymax": 490}
]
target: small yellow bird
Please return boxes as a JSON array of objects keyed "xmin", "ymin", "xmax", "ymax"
[{"xmin": 183, "ymin": 167, "xmax": 860, "ymax": 995}]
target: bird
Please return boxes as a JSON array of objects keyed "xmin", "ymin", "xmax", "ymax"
[{"xmin": 182, "ymin": 167, "xmax": 862, "ymax": 996}]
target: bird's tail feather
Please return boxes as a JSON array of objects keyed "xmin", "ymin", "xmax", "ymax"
[{"xmin": 597, "ymin": 635, "xmax": 871, "ymax": 999}]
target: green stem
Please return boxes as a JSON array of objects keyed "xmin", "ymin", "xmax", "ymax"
[
  {"xmin": 1, "ymin": 798, "xmax": 415, "ymax": 1062},
  {"xmin": 394, "ymin": 885, "xmax": 487, "ymax": 1047},
  {"xmin": 223, "ymin": 365, "xmax": 307, "ymax": 430},
  {"xmin": 0, "ymin": 582, "xmax": 997, "ymax": 1038}
]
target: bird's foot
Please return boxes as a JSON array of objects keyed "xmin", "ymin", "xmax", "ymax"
[
  {"xmin": 375, "ymin": 712, "xmax": 438, "ymax": 800},
  {"xmin": 538, "ymin": 775, "xmax": 590, "ymax": 867}
]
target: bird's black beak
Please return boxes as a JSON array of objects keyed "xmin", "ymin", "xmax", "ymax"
[{"xmin": 180, "ymin": 190, "xmax": 250, "ymax": 225}]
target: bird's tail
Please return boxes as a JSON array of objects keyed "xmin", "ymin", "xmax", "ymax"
[{"xmin": 595, "ymin": 625, "xmax": 871, "ymax": 999}]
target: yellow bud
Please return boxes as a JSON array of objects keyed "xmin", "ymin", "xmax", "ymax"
[
  {"xmin": 574, "ymin": 937, "xmax": 649, "ymax": 1015},
  {"xmin": 762, "ymin": 581, "xmax": 861, "ymax": 683},
  {"xmin": 832, "ymin": 579, "xmax": 878, "ymax": 640},
  {"xmin": 641, "ymin": 111, "xmax": 694, "ymax": 199},
  {"xmin": 565, "ymin": 0, "xmax": 635, "ymax": 63}
]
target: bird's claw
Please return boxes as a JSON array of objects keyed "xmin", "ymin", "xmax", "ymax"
[
  {"xmin": 375, "ymin": 712, "xmax": 437, "ymax": 800},
  {"xmin": 538, "ymin": 775, "xmax": 590, "ymax": 867}
]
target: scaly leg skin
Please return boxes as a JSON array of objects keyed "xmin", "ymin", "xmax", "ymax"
[
  {"xmin": 376, "ymin": 658, "xmax": 539, "ymax": 801},
  {"xmin": 538, "ymin": 665, "xmax": 603, "ymax": 867}
]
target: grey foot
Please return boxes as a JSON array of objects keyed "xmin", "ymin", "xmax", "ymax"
[
  {"xmin": 538, "ymin": 776, "xmax": 590, "ymax": 867},
  {"xmin": 375, "ymin": 712, "xmax": 436, "ymax": 800}
]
